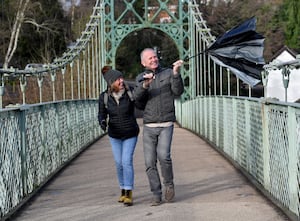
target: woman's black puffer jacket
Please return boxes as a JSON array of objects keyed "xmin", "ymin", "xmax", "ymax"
[{"xmin": 98, "ymin": 89, "xmax": 139, "ymax": 140}]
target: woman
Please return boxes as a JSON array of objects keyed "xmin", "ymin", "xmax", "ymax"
[{"xmin": 98, "ymin": 68, "xmax": 139, "ymax": 206}]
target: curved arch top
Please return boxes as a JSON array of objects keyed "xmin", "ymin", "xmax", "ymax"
[{"xmin": 102, "ymin": 0, "xmax": 191, "ymax": 98}]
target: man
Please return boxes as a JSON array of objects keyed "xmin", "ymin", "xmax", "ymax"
[{"xmin": 135, "ymin": 48, "xmax": 184, "ymax": 206}]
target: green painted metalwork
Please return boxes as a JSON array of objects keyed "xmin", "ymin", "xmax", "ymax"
[
  {"xmin": 0, "ymin": 100, "xmax": 103, "ymax": 219},
  {"xmin": 102, "ymin": 0, "xmax": 186, "ymax": 62},
  {"xmin": 176, "ymin": 97, "xmax": 300, "ymax": 220},
  {"xmin": 0, "ymin": 0, "xmax": 218, "ymax": 105},
  {"xmin": 99, "ymin": 0, "xmax": 217, "ymax": 100},
  {"xmin": 102, "ymin": 0, "xmax": 192, "ymax": 99},
  {"xmin": 1, "ymin": 0, "xmax": 300, "ymax": 220}
]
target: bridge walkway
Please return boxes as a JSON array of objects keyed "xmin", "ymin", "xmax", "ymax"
[{"xmin": 11, "ymin": 120, "xmax": 289, "ymax": 221}]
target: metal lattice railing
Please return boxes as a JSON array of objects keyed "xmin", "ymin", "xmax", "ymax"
[
  {"xmin": 176, "ymin": 97, "xmax": 300, "ymax": 220},
  {"xmin": 0, "ymin": 100, "xmax": 103, "ymax": 219},
  {"xmin": 0, "ymin": 0, "xmax": 105, "ymax": 108},
  {"xmin": 1, "ymin": 0, "xmax": 300, "ymax": 220}
]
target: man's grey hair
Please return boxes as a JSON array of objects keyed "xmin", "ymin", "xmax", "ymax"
[{"xmin": 140, "ymin": 48, "xmax": 156, "ymax": 61}]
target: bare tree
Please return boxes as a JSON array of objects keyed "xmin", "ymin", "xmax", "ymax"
[
  {"xmin": 3, "ymin": 0, "xmax": 64, "ymax": 69},
  {"xmin": 3, "ymin": 0, "xmax": 30, "ymax": 69}
]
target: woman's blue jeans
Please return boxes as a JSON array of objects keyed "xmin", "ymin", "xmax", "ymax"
[
  {"xmin": 143, "ymin": 125, "xmax": 174, "ymax": 197},
  {"xmin": 109, "ymin": 136, "xmax": 138, "ymax": 190}
]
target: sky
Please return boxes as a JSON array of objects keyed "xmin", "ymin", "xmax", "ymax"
[
  {"xmin": 266, "ymin": 50, "xmax": 300, "ymax": 102},
  {"xmin": 58, "ymin": 0, "xmax": 81, "ymax": 12}
]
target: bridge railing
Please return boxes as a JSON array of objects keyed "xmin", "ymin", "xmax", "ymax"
[
  {"xmin": 0, "ymin": 0, "xmax": 104, "ymax": 109},
  {"xmin": 176, "ymin": 96, "xmax": 300, "ymax": 220},
  {"xmin": 0, "ymin": 100, "xmax": 102, "ymax": 220}
]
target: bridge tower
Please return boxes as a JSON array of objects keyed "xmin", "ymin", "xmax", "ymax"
[{"xmin": 101, "ymin": 0, "xmax": 193, "ymax": 99}]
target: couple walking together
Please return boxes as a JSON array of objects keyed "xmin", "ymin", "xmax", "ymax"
[{"xmin": 98, "ymin": 48, "xmax": 184, "ymax": 206}]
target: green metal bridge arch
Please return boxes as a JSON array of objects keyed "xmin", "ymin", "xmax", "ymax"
[
  {"xmin": 106, "ymin": 26, "xmax": 185, "ymax": 66},
  {"xmin": 102, "ymin": 0, "xmax": 191, "ymax": 99},
  {"xmin": 0, "ymin": 0, "xmax": 215, "ymax": 105},
  {"xmin": 114, "ymin": 27, "xmax": 182, "ymax": 71}
]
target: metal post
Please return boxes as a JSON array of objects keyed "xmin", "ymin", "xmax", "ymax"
[
  {"xmin": 248, "ymin": 84, "xmax": 251, "ymax": 97},
  {"xmin": 20, "ymin": 75, "xmax": 27, "ymax": 105},
  {"xmin": 83, "ymin": 50, "xmax": 87, "ymax": 99},
  {"xmin": 220, "ymin": 66, "xmax": 222, "ymax": 96},
  {"xmin": 88, "ymin": 42, "xmax": 91, "ymax": 99},
  {"xmin": 92, "ymin": 36, "xmax": 95, "ymax": 98},
  {"xmin": 0, "ymin": 74, "xmax": 4, "ymax": 108},
  {"xmin": 96, "ymin": 24, "xmax": 100, "ymax": 96},
  {"xmin": 199, "ymin": 34, "xmax": 203, "ymax": 96},
  {"xmin": 19, "ymin": 104, "xmax": 29, "ymax": 197},
  {"xmin": 208, "ymin": 55, "xmax": 211, "ymax": 96},
  {"xmin": 213, "ymin": 63, "xmax": 216, "ymax": 95},
  {"xmin": 261, "ymin": 70, "xmax": 268, "ymax": 99},
  {"xmin": 77, "ymin": 58, "xmax": 81, "ymax": 99},
  {"xmin": 282, "ymin": 66, "xmax": 290, "ymax": 102},
  {"xmin": 37, "ymin": 74, "xmax": 43, "ymax": 103},
  {"xmin": 70, "ymin": 61, "xmax": 74, "ymax": 100},
  {"xmin": 236, "ymin": 78, "xmax": 239, "ymax": 96},
  {"xmin": 203, "ymin": 47, "xmax": 207, "ymax": 96},
  {"xmin": 227, "ymin": 68, "xmax": 230, "ymax": 96},
  {"xmin": 51, "ymin": 70, "xmax": 56, "ymax": 101},
  {"xmin": 61, "ymin": 67, "xmax": 66, "ymax": 100}
]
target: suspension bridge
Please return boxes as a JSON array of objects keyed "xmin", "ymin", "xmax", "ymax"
[{"xmin": 1, "ymin": 1, "xmax": 300, "ymax": 220}]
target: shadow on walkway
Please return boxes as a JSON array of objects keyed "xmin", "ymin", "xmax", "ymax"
[{"xmin": 12, "ymin": 121, "xmax": 289, "ymax": 221}]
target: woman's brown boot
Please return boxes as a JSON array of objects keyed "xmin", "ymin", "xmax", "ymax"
[
  {"xmin": 123, "ymin": 190, "xmax": 133, "ymax": 206},
  {"xmin": 118, "ymin": 189, "xmax": 126, "ymax": 203}
]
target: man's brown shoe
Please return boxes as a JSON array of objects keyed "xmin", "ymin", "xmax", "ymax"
[
  {"xmin": 165, "ymin": 186, "xmax": 175, "ymax": 202},
  {"xmin": 151, "ymin": 195, "xmax": 162, "ymax": 206}
]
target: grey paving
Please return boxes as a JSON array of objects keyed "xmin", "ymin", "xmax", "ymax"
[{"xmin": 12, "ymin": 121, "xmax": 290, "ymax": 221}]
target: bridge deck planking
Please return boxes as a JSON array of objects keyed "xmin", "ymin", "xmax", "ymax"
[{"xmin": 11, "ymin": 120, "xmax": 289, "ymax": 221}]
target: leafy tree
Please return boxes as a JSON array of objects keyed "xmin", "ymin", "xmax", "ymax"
[
  {"xmin": 201, "ymin": 0, "xmax": 286, "ymax": 61},
  {"xmin": 280, "ymin": 0, "xmax": 300, "ymax": 50}
]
